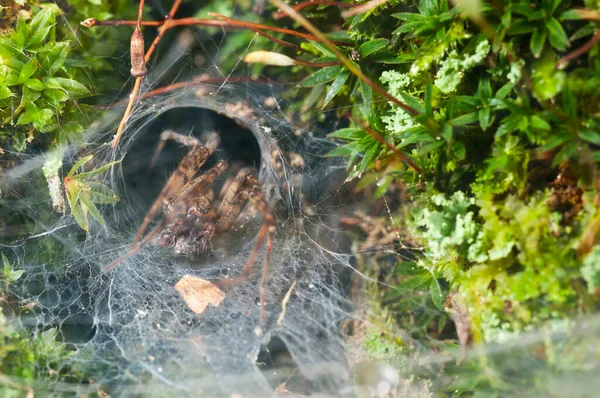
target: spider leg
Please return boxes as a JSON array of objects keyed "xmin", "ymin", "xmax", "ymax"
[
  {"xmin": 132, "ymin": 131, "xmax": 219, "ymax": 245},
  {"xmin": 214, "ymin": 169, "xmax": 275, "ymax": 322},
  {"xmin": 215, "ymin": 168, "xmax": 256, "ymax": 234},
  {"xmin": 105, "ymin": 160, "xmax": 228, "ymax": 271}
]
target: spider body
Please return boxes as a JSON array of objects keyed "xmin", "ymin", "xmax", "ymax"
[
  {"xmin": 160, "ymin": 195, "xmax": 215, "ymax": 257},
  {"xmin": 121, "ymin": 130, "xmax": 275, "ymax": 321}
]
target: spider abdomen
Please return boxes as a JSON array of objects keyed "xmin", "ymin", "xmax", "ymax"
[{"xmin": 160, "ymin": 209, "xmax": 216, "ymax": 257}]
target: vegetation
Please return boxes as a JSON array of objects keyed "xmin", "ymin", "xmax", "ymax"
[{"xmin": 1, "ymin": 0, "xmax": 600, "ymax": 395}]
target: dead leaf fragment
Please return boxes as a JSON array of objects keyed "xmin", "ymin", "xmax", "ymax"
[{"xmin": 175, "ymin": 275, "xmax": 225, "ymax": 314}]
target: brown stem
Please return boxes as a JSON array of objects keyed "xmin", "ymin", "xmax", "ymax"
[
  {"xmin": 361, "ymin": 124, "xmax": 422, "ymax": 174},
  {"xmin": 273, "ymin": 1, "xmax": 355, "ymax": 20},
  {"xmin": 145, "ymin": 0, "xmax": 182, "ymax": 62},
  {"xmin": 136, "ymin": 0, "xmax": 144, "ymax": 30},
  {"xmin": 81, "ymin": 18, "xmax": 163, "ymax": 27},
  {"xmin": 341, "ymin": 0, "xmax": 390, "ymax": 19},
  {"xmin": 112, "ymin": 0, "xmax": 183, "ymax": 148},
  {"xmin": 248, "ymin": 26, "xmax": 303, "ymax": 51},
  {"xmin": 84, "ymin": 16, "xmax": 350, "ymax": 46},
  {"xmin": 205, "ymin": 12, "xmax": 350, "ymax": 46},
  {"xmin": 294, "ymin": 59, "xmax": 342, "ymax": 67},
  {"xmin": 112, "ymin": 77, "xmax": 142, "ymax": 148},
  {"xmin": 99, "ymin": 76, "xmax": 282, "ymax": 108},
  {"xmin": 577, "ymin": 8, "xmax": 600, "ymax": 22},
  {"xmin": 557, "ymin": 30, "xmax": 600, "ymax": 70}
]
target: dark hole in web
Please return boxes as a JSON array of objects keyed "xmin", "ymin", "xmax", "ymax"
[
  {"xmin": 59, "ymin": 313, "xmax": 96, "ymax": 344},
  {"xmin": 121, "ymin": 107, "xmax": 262, "ymax": 219},
  {"xmin": 257, "ymin": 336, "xmax": 311, "ymax": 394}
]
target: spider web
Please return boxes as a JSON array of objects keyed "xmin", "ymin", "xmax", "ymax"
[{"xmin": 2, "ymin": 3, "xmax": 600, "ymax": 397}]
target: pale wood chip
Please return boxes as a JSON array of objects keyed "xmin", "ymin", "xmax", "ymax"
[{"xmin": 174, "ymin": 275, "xmax": 225, "ymax": 314}]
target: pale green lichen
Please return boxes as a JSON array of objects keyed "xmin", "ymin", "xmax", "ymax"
[
  {"xmin": 417, "ymin": 191, "xmax": 483, "ymax": 262},
  {"xmin": 582, "ymin": 245, "xmax": 600, "ymax": 293},
  {"xmin": 508, "ymin": 59, "xmax": 525, "ymax": 83},
  {"xmin": 379, "ymin": 71, "xmax": 416, "ymax": 133},
  {"xmin": 434, "ymin": 40, "xmax": 490, "ymax": 94}
]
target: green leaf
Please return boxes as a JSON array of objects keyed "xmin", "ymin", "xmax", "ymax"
[
  {"xmin": 2, "ymin": 253, "xmax": 25, "ymax": 284},
  {"xmin": 360, "ymin": 79, "xmax": 372, "ymax": 110},
  {"xmin": 357, "ymin": 38, "xmax": 389, "ymax": 58},
  {"xmin": 495, "ymin": 81, "xmax": 517, "ymax": 100},
  {"xmin": 478, "ymin": 77, "xmax": 492, "ymax": 102},
  {"xmin": 30, "ymin": 7, "xmax": 55, "ymax": 33},
  {"xmin": 479, "ymin": 107, "xmax": 491, "ymax": 131},
  {"xmin": 16, "ymin": 107, "xmax": 53, "ymax": 129},
  {"xmin": 328, "ymin": 127, "xmax": 365, "ymax": 140},
  {"xmin": 429, "ymin": 278, "xmax": 444, "ymax": 310},
  {"xmin": 530, "ymin": 28, "xmax": 547, "ymax": 58},
  {"xmin": 529, "ymin": 115, "xmax": 551, "ymax": 131},
  {"xmin": 559, "ymin": 9, "xmax": 583, "ymax": 20},
  {"xmin": 26, "ymin": 25, "xmax": 53, "ymax": 51},
  {"xmin": 88, "ymin": 182, "xmax": 120, "ymax": 204},
  {"xmin": 74, "ymin": 158, "xmax": 122, "ymax": 179},
  {"xmin": 45, "ymin": 77, "xmax": 90, "ymax": 97},
  {"xmin": 540, "ymin": 133, "xmax": 570, "ymax": 151},
  {"xmin": 323, "ymin": 70, "xmax": 350, "ymax": 108},
  {"xmin": 579, "ymin": 130, "xmax": 600, "ymax": 146},
  {"xmin": 545, "ymin": 18, "xmax": 569, "ymax": 51},
  {"xmin": 397, "ymin": 91, "xmax": 424, "ymax": 114},
  {"xmin": 24, "ymin": 78, "xmax": 44, "ymax": 91},
  {"xmin": 0, "ymin": 86, "xmax": 12, "ymax": 100},
  {"xmin": 424, "ymin": 80, "xmax": 432, "ymax": 117},
  {"xmin": 43, "ymin": 88, "xmax": 69, "ymax": 103},
  {"xmin": 19, "ymin": 57, "xmax": 38, "ymax": 82},
  {"xmin": 398, "ymin": 273, "xmax": 431, "ymax": 289},
  {"xmin": 449, "ymin": 112, "xmax": 479, "ymax": 126},
  {"xmin": 324, "ymin": 143, "xmax": 355, "ymax": 157},
  {"xmin": 415, "ymin": 140, "xmax": 444, "ymax": 156},
  {"xmin": 552, "ymin": 141, "xmax": 578, "ymax": 166},
  {"xmin": 39, "ymin": 42, "xmax": 69, "ymax": 76},
  {"xmin": 300, "ymin": 66, "xmax": 344, "ymax": 87},
  {"xmin": 66, "ymin": 154, "xmax": 93, "ymax": 178},
  {"xmin": 71, "ymin": 198, "xmax": 89, "ymax": 231},
  {"xmin": 79, "ymin": 189, "xmax": 106, "ymax": 229}
]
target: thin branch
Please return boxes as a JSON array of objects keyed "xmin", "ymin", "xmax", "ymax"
[
  {"xmin": 99, "ymin": 76, "xmax": 282, "ymax": 108},
  {"xmin": 557, "ymin": 30, "xmax": 600, "ymax": 70},
  {"xmin": 576, "ymin": 8, "xmax": 600, "ymax": 22},
  {"xmin": 273, "ymin": 1, "xmax": 355, "ymax": 20},
  {"xmin": 83, "ymin": 15, "xmax": 351, "ymax": 46},
  {"xmin": 112, "ymin": 77, "xmax": 142, "ymax": 148},
  {"xmin": 341, "ymin": 0, "xmax": 390, "ymax": 19},
  {"xmin": 111, "ymin": 0, "xmax": 183, "ymax": 148},
  {"xmin": 145, "ymin": 0, "xmax": 182, "ymax": 62},
  {"xmin": 361, "ymin": 124, "xmax": 422, "ymax": 174}
]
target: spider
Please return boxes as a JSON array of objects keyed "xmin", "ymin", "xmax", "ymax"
[{"xmin": 108, "ymin": 130, "xmax": 275, "ymax": 321}]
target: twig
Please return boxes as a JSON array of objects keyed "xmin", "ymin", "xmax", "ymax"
[
  {"xmin": 205, "ymin": 13, "xmax": 350, "ymax": 46},
  {"xmin": 341, "ymin": 0, "xmax": 390, "ymax": 19},
  {"xmin": 99, "ymin": 76, "xmax": 281, "ymax": 108},
  {"xmin": 83, "ymin": 15, "xmax": 350, "ymax": 46},
  {"xmin": 111, "ymin": 0, "xmax": 183, "ymax": 148},
  {"xmin": 576, "ymin": 8, "xmax": 600, "ymax": 22},
  {"xmin": 557, "ymin": 30, "xmax": 600, "ymax": 70},
  {"xmin": 361, "ymin": 124, "xmax": 422, "ymax": 174},
  {"xmin": 112, "ymin": 77, "xmax": 142, "ymax": 148},
  {"xmin": 81, "ymin": 18, "xmax": 163, "ymax": 27},
  {"xmin": 273, "ymin": 1, "xmax": 355, "ymax": 20},
  {"xmin": 145, "ymin": 0, "xmax": 182, "ymax": 62},
  {"xmin": 247, "ymin": 26, "xmax": 303, "ymax": 51}
]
